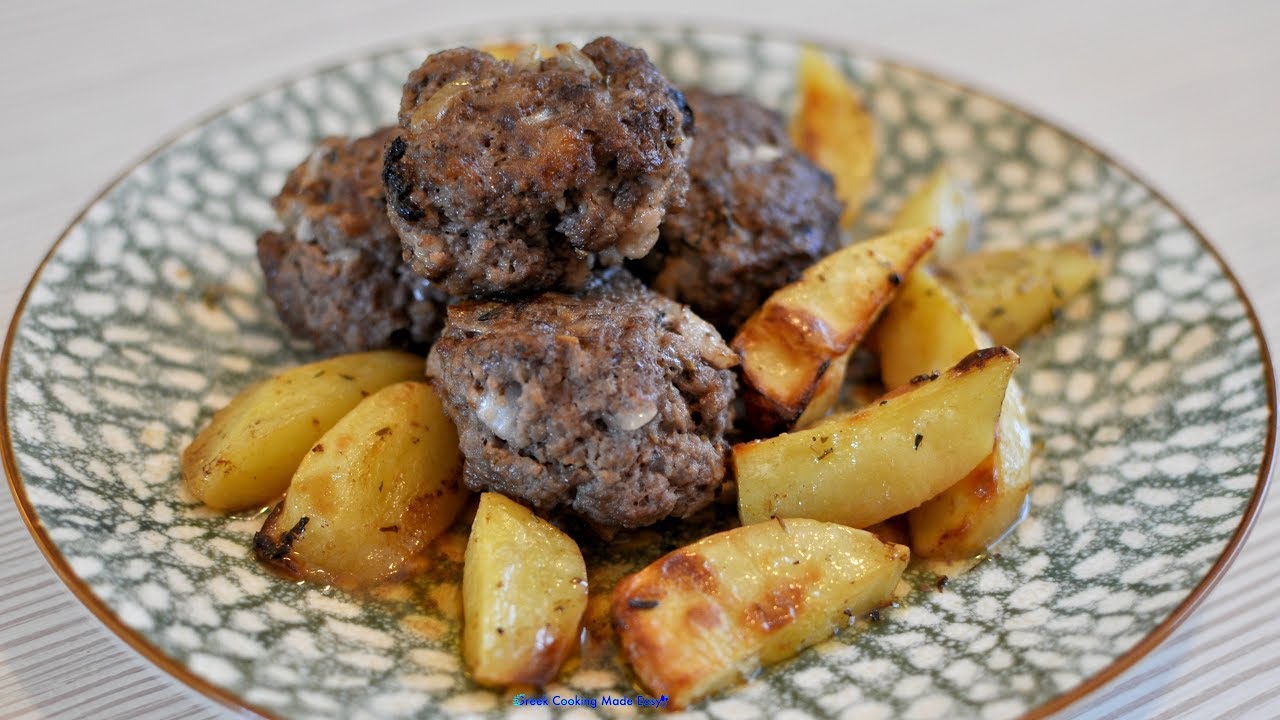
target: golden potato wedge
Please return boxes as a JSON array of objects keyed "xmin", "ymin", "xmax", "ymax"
[
  {"xmin": 936, "ymin": 242, "xmax": 1101, "ymax": 346},
  {"xmin": 612, "ymin": 518, "xmax": 907, "ymax": 709},
  {"xmin": 793, "ymin": 347, "xmax": 852, "ymax": 429},
  {"xmin": 791, "ymin": 46, "xmax": 876, "ymax": 228},
  {"xmin": 909, "ymin": 382, "xmax": 1031, "ymax": 558},
  {"xmin": 734, "ymin": 227, "xmax": 937, "ymax": 435},
  {"xmin": 254, "ymin": 381, "xmax": 466, "ymax": 588},
  {"xmin": 182, "ymin": 350, "xmax": 425, "ymax": 510},
  {"xmin": 736, "ymin": 346, "xmax": 1018, "ymax": 529},
  {"xmin": 463, "ymin": 492, "xmax": 588, "ymax": 687},
  {"xmin": 876, "ymin": 269, "xmax": 986, "ymax": 390},
  {"xmin": 893, "ymin": 166, "xmax": 978, "ymax": 264},
  {"xmin": 875, "ymin": 269, "xmax": 1034, "ymax": 558}
]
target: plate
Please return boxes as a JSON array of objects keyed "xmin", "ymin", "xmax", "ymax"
[{"xmin": 2, "ymin": 22, "xmax": 1274, "ymax": 720}]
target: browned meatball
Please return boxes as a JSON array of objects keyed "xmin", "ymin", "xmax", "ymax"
[
  {"xmin": 426, "ymin": 269, "xmax": 737, "ymax": 530},
  {"xmin": 634, "ymin": 88, "xmax": 844, "ymax": 333},
  {"xmin": 257, "ymin": 127, "xmax": 448, "ymax": 354},
  {"xmin": 384, "ymin": 37, "xmax": 693, "ymax": 298}
]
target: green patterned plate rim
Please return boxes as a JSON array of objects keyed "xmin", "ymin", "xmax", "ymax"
[{"xmin": 3, "ymin": 21, "xmax": 1276, "ymax": 720}]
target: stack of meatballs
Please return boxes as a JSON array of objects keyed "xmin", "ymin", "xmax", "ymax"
[{"xmin": 257, "ymin": 37, "xmax": 844, "ymax": 532}]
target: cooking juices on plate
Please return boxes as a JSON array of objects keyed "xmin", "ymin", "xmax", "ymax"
[{"xmin": 181, "ymin": 37, "xmax": 1100, "ymax": 709}]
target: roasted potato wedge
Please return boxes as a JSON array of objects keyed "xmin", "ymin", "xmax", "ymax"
[
  {"xmin": 893, "ymin": 165, "xmax": 978, "ymax": 264},
  {"xmin": 909, "ymin": 382, "xmax": 1031, "ymax": 558},
  {"xmin": 791, "ymin": 45, "xmax": 876, "ymax": 228},
  {"xmin": 794, "ymin": 347, "xmax": 852, "ymax": 429},
  {"xmin": 463, "ymin": 492, "xmax": 588, "ymax": 687},
  {"xmin": 875, "ymin": 269, "xmax": 1033, "ymax": 558},
  {"xmin": 734, "ymin": 227, "xmax": 937, "ymax": 435},
  {"xmin": 182, "ymin": 350, "xmax": 425, "ymax": 510},
  {"xmin": 254, "ymin": 381, "xmax": 466, "ymax": 587},
  {"xmin": 612, "ymin": 518, "xmax": 908, "ymax": 709},
  {"xmin": 876, "ymin": 269, "xmax": 986, "ymax": 390},
  {"xmin": 936, "ymin": 242, "xmax": 1101, "ymax": 346},
  {"xmin": 736, "ymin": 346, "xmax": 1018, "ymax": 529}
]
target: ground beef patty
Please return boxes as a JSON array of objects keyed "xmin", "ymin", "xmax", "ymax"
[
  {"xmin": 384, "ymin": 37, "xmax": 694, "ymax": 298},
  {"xmin": 634, "ymin": 88, "xmax": 844, "ymax": 333},
  {"xmin": 257, "ymin": 127, "xmax": 448, "ymax": 354},
  {"xmin": 427, "ymin": 270, "xmax": 737, "ymax": 529}
]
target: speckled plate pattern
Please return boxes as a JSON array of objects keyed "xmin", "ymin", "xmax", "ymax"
[{"xmin": 2, "ymin": 22, "xmax": 1275, "ymax": 720}]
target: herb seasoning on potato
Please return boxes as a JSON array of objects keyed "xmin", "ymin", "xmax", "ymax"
[{"xmin": 254, "ymin": 381, "xmax": 467, "ymax": 588}]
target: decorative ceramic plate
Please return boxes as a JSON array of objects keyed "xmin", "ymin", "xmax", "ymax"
[{"xmin": 3, "ymin": 22, "xmax": 1275, "ymax": 720}]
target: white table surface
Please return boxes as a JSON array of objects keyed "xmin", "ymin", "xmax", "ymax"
[{"xmin": 1, "ymin": 1, "xmax": 1277, "ymax": 718}]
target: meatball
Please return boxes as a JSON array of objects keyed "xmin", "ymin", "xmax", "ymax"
[
  {"xmin": 384, "ymin": 37, "xmax": 694, "ymax": 298},
  {"xmin": 257, "ymin": 127, "xmax": 449, "ymax": 354},
  {"xmin": 634, "ymin": 88, "xmax": 844, "ymax": 333},
  {"xmin": 427, "ymin": 269, "xmax": 737, "ymax": 529}
]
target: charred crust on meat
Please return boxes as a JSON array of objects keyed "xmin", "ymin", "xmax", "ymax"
[
  {"xmin": 379, "ymin": 158, "xmax": 406, "ymax": 197},
  {"xmin": 381, "ymin": 138, "xmax": 425, "ymax": 222},
  {"xmin": 383, "ymin": 163, "xmax": 424, "ymax": 222},
  {"xmin": 668, "ymin": 85, "xmax": 695, "ymax": 137},
  {"xmin": 627, "ymin": 598, "xmax": 660, "ymax": 610},
  {"xmin": 909, "ymin": 370, "xmax": 940, "ymax": 384},
  {"xmin": 385, "ymin": 135, "xmax": 407, "ymax": 162},
  {"xmin": 392, "ymin": 196, "xmax": 425, "ymax": 223}
]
